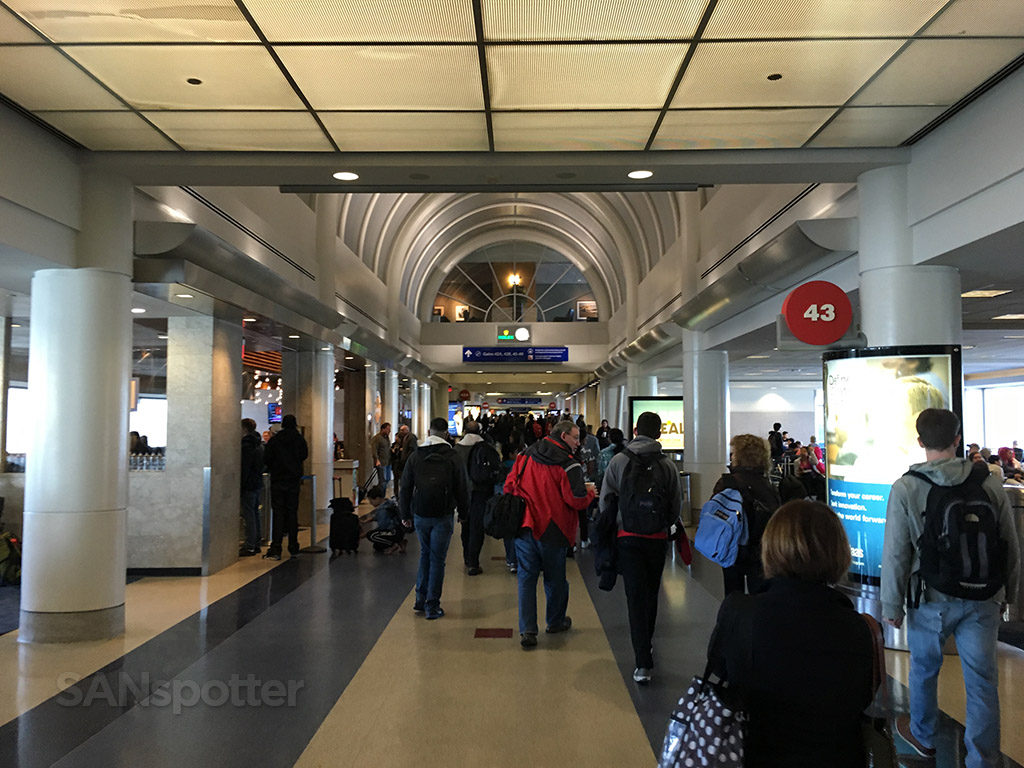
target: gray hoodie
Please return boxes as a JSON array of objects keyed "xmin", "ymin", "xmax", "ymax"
[
  {"xmin": 881, "ymin": 456, "xmax": 1020, "ymax": 621},
  {"xmin": 599, "ymin": 435, "xmax": 682, "ymax": 531}
]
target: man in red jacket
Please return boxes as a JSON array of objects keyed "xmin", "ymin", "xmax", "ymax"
[{"xmin": 505, "ymin": 420, "xmax": 595, "ymax": 648}]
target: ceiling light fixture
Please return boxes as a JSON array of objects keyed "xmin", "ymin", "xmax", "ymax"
[
  {"xmin": 627, "ymin": 170, "xmax": 653, "ymax": 179},
  {"xmin": 157, "ymin": 334, "xmax": 168, "ymax": 340},
  {"xmin": 11, "ymin": 323, "xmax": 21, "ymax": 328},
  {"xmin": 333, "ymin": 171, "xmax": 359, "ymax": 181},
  {"xmin": 345, "ymin": 355, "xmax": 353, "ymax": 360},
  {"xmin": 175, "ymin": 293, "xmax": 194, "ymax": 299},
  {"xmin": 962, "ymin": 289, "xmax": 1011, "ymax": 298},
  {"xmin": 993, "ymin": 314, "xmax": 1024, "ymax": 320},
  {"xmin": 131, "ymin": 307, "xmax": 146, "ymax": 314},
  {"xmin": 186, "ymin": 77, "xmax": 202, "ymax": 85},
  {"xmin": 747, "ymin": 355, "xmax": 770, "ymax": 359},
  {"xmin": 508, "ymin": 273, "xmax": 521, "ymax": 287},
  {"xmin": 1003, "ymin": 335, "xmax": 1024, "ymax": 339},
  {"xmin": 243, "ymin": 317, "xmax": 257, "ymax": 322},
  {"xmin": 288, "ymin": 334, "xmax": 300, "ymax": 339}
]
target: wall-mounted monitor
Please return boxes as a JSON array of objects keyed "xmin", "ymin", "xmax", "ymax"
[
  {"xmin": 823, "ymin": 345, "xmax": 962, "ymax": 586},
  {"xmin": 628, "ymin": 396, "xmax": 684, "ymax": 452},
  {"xmin": 268, "ymin": 402, "xmax": 282, "ymax": 424}
]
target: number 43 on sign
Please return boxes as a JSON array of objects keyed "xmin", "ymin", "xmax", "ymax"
[{"xmin": 782, "ymin": 281, "xmax": 852, "ymax": 346}]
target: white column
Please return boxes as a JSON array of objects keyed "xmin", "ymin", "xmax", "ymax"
[
  {"xmin": 626, "ymin": 362, "xmax": 657, "ymax": 399},
  {"xmin": 365, "ymin": 362, "xmax": 380, "ymax": 438},
  {"xmin": 858, "ymin": 166, "xmax": 961, "ymax": 346},
  {"xmin": 21, "ymin": 269, "xmax": 132, "ymax": 642},
  {"xmin": 385, "ymin": 368, "xmax": 399, "ymax": 432},
  {"xmin": 421, "ymin": 382, "xmax": 432, "ymax": 435},
  {"xmin": 0, "ymin": 298, "xmax": 10, "ymax": 470},
  {"xmin": 311, "ymin": 346, "xmax": 335, "ymax": 514},
  {"xmin": 315, "ymin": 195, "xmax": 341, "ymax": 307},
  {"xmin": 409, "ymin": 380, "xmax": 419, "ymax": 435},
  {"xmin": 682, "ymin": 332, "xmax": 730, "ymax": 519}
]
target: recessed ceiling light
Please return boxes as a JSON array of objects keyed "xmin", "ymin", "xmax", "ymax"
[
  {"xmin": 243, "ymin": 317, "xmax": 257, "ymax": 322},
  {"xmin": 175, "ymin": 293, "xmax": 194, "ymax": 299},
  {"xmin": 546, "ymin": 370, "xmax": 552, "ymax": 374},
  {"xmin": 131, "ymin": 307, "xmax": 146, "ymax": 314},
  {"xmin": 627, "ymin": 170, "xmax": 653, "ymax": 179},
  {"xmin": 158, "ymin": 334, "xmax": 168, "ymax": 339},
  {"xmin": 762, "ymin": 369, "xmax": 780, "ymax": 373},
  {"xmin": 1002, "ymin": 335, "xmax": 1024, "ymax": 339},
  {"xmin": 364, "ymin": 363, "xmax": 371, "ymax": 368},
  {"xmin": 962, "ymin": 289, "xmax": 1011, "ymax": 298},
  {"xmin": 963, "ymin": 345, "xmax": 975, "ymax": 349},
  {"xmin": 288, "ymin": 334, "xmax": 300, "ymax": 339},
  {"xmin": 747, "ymin": 355, "xmax": 770, "ymax": 359},
  {"xmin": 476, "ymin": 370, "xmax": 483, "ymax": 374},
  {"xmin": 321, "ymin": 346, "xmax": 331, "ymax": 351},
  {"xmin": 345, "ymin": 356, "xmax": 353, "ymax": 360},
  {"xmin": 11, "ymin": 323, "xmax": 21, "ymax": 328},
  {"xmin": 333, "ymin": 171, "xmax": 359, "ymax": 181},
  {"xmin": 993, "ymin": 314, "xmax": 1024, "ymax": 320}
]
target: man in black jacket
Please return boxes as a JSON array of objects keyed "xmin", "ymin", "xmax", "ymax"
[
  {"xmin": 239, "ymin": 418, "xmax": 264, "ymax": 556},
  {"xmin": 400, "ymin": 417, "xmax": 469, "ymax": 620},
  {"xmin": 263, "ymin": 414, "xmax": 309, "ymax": 561}
]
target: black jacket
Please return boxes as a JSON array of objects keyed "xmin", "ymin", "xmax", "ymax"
[
  {"xmin": 264, "ymin": 427, "xmax": 309, "ymax": 485},
  {"xmin": 708, "ymin": 578, "xmax": 874, "ymax": 768},
  {"xmin": 240, "ymin": 431, "xmax": 264, "ymax": 492},
  {"xmin": 712, "ymin": 467, "xmax": 780, "ymax": 566},
  {"xmin": 399, "ymin": 440, "xmax": 470, "ymax": 520}
]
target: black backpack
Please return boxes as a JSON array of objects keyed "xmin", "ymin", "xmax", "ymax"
[
  {"xmin": 415, "ymin": 451, "xmax": 453, "ymax": 514},
  {"xmin": 618, "ymin": 448, "xmax": 674, "ymax": 535},
  {"xmin": 905, "ymin": 462, "xmax": 1007, "ymax": 603},
  {"xmin": 469, "ymin": 442, "xmax": 504, "ymax": 485}
]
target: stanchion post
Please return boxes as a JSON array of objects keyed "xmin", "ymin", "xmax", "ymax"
[{"xmin": 301, "ymin": 473, "xmax": 327, "ymax": 554}]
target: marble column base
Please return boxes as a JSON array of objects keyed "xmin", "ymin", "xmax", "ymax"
[{"xmin": 19, "ymin": 604, "xmax": 125, "ymax": 644}]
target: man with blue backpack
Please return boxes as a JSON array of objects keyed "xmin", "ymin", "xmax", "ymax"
[
  {"xmin": 599, "ymin": 411, "xmax": 682, "ymax": 685},
  {"xmin": 882, "ymin": 408, "xmax": 1019, "ymax": 768}
]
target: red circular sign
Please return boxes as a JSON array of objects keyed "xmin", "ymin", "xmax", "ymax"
[
  {"xmin": 549, "ymin": 402, "xmax": 556, "ymax": 410},
  {"xmin": 781, "ymin": 281, "xmax": 852, "ymax": 345},
  {"xmin": 482, "ymin": 401, "xmax": 489, "ymax": 409},
  {"xmin": 458, "ymin": 389, "xmax": 470, "ymax": 401}
]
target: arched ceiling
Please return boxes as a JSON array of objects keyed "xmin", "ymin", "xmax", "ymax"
[{"xmin": 335, "ymin": 191, "xmax": 681, "ymax": 320}]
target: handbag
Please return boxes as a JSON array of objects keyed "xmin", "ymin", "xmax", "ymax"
[
  {"xmin": 860, "ymin": 613, "xmax": 898, "ymax": 768},
  {"xmin": 483, "ymin": 457, "xmax": 528, "ymax": 539},
  {"xmin": 658, "ymin": 674, "xmax": 747, "ymax": 768}
]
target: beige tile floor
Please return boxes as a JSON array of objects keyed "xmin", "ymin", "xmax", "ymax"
[
  {"xmin": 0, "ymin": 529, "xmax": 311, "ymax": 727},
  {"xmin": 295, "ymin": 546, "xmax": 656, "ymax": 768}
]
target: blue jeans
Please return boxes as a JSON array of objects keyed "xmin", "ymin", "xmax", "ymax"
[
  {"xmin": 907, "ymin": 600, "xmax": 1001, "ymax": 768},
  {"xmin": 503, "ymin": 537, "xmax": 518, "ymax": 566},
  {"xmin": 241, "ymin": 489, "xmax": 261, "ymax": 551},
  {"xmin": 378, "ymin": 464, "xmax": 393, "ymax": 495},
  {"xmin": 414, "ymin": 515, "xmax": 453, "ymax": 614},
  {"xmin": 515, "ymin": 533, "xmax": 569, "ymax": 635}
]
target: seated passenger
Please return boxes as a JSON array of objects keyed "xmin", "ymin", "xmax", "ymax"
[
  {"xmin": 364, "ymin": 487, "xmax": 407, "ymax": 553},
  {"xmin": 707, "ymin": 500, "xmax": 874, "ymax": 768},
  {"xmin": 795, "ymin": 445, "xmax": 826, "ymax": 500}
]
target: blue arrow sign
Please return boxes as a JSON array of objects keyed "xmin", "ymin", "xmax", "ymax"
[{"xmin": 462, "ymin": 346, "xmax": 568, "ymax": 363}]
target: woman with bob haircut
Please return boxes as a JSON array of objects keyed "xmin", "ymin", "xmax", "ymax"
[
  {"xmin": 711, "ymin": 434, "xmax": 780, "ymax": 595},
  {"xmin": 706, "ymin": 500, "xmax": 874, "ymax": 768}
]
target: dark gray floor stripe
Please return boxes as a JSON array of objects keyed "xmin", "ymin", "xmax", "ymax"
[
  {"xmin": 577, "ymin": 550, "xmax": 1023, "ymax": 768},
  {"xmin": 0, "ymin": 545, "xmax": 418, "ymax": 768}
]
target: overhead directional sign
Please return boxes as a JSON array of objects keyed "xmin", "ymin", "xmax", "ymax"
[
  {"xmin": 463, "ymin": 346, "xmax": 568, "ymax": 363},
  {"xmin": 496, "ymin": 397, "xmax": 543, "ymax": 405}
]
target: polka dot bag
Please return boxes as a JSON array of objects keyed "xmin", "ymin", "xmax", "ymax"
[{"xmin": 658, "ymin": 674, "xmax": 747, "ymax": 768}]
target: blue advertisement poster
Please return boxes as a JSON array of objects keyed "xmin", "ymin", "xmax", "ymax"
[{"xmin": 824, "ymin": 349, "xmax": 958, "ymax": 584}]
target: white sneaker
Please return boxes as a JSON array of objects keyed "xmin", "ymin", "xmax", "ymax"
[{"xmin": 633, "ymin": 667, "xmax": 651, "ymax": 684}]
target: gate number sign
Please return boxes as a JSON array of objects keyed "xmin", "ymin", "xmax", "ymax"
[{"xmin": 781, "ymin": 280, "xmax": 852, "ymax": 345}]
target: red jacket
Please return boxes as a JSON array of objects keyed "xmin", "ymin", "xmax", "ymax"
[{"xmin": 505, "ymin": 436, "xmax": 594, "ymax": 544}]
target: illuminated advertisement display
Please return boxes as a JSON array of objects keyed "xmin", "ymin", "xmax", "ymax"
[
  {"xmin": 628, "ymin": 396, "xmax": 684, "ymax": 452},
  {"xmin": 823, "ymin": 346, "xmax": 961, "ymax": 585}
]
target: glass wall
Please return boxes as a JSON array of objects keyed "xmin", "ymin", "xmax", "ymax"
[{"xmin": 964, "ymin": 383, "xmax": 1024, "ymax": 451}]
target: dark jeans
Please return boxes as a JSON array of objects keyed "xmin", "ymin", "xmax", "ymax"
[
  {"xmin": 618, "ymin": 536, "xmax": 667, "ymax": 669},
  {"xmin": 722, "ymin": 547, "xmax": 764, "ymax": 596},
  {"xmin": 414, "ymin": 515, "xmax": 454, "ymax": 613},
  {"xmin": 515, "ymin": 532, "xmax": 569, "ymax": 635},
  {"xmin": 241, "ymin": 488, "xmax": 261, "ymax": 551},
  {"xmin": 269, "ymin": 482, "xmax": 300, "ymax": 555},
  {"xmin": 460, "ymin": 489, "xmax": 489, "ymax": 568}
]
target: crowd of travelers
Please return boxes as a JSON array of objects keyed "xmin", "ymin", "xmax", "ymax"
[{"xmin": 239, "ymin": 407, "xmax": 1019, "ymax": 768}]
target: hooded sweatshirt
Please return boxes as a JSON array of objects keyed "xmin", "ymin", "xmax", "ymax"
[
  {"xmin": 599, "ymin": 435, "xmax": 682, "ymax": 539},
  {"xmin": 882, "ymin": 456, "xmax": 1020, "ymax": 621},
  {"xmin": 399, "ymin": 435, "xmax": 470, "ymax": 520}
]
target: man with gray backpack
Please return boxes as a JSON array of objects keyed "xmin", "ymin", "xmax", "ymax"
[
  {"xmin": 882, "ymin": 408, "xmax": 1019, "ymax": 768},
  {"xmin": 599, "ymin": 411, "xmax": 682, "ymax": 685}
]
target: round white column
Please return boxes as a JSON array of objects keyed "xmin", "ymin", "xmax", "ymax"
[
  {"xmin": 385, "ymin": 368, "xmax": 399, "ymax": 430},
  {"xmin": 420, "ymin": 382, "xmax": 431, "ymax": 436},
  {"xmin": 21, "ymin": 269, "xmax": 131, "ymax": 642},
  {"xmin": 409, "ymin": 380, "xmax": 420, "ymax": 435},
  {"xmin": 683, "ymin": 348, "xmax": 730, "ymax": 517},
  {"xmin": 311, "ymin": 347, "xmax": 335, "ymax": 513},
  {"xmin": 857, "ymin": 165, "xmax": 912, "ymax": 274},
  {"xmin": 626, "ymin": 363, "xmax": 657, "ymax": 399}
]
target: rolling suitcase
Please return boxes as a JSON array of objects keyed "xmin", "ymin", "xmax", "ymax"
[{"xmin": 357, "ymin": 466, "xmax": 380, "ymax": 503}]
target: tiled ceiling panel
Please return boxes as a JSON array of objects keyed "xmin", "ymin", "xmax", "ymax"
[
  {"xmin": 482, "ymin": 0, "xmax": 706, "ymax": 41},
  {"xmin": 4, "ymin": 0, "xmax": 258, "ymax": 42},
  {"xmin": 808, "ymin": 106, "xmax": 947, "ymax": 147},
  {"xmin": 672, "ymin": 40, "xmax": 903, "ymax": 108},
  {"xmin": 0, "ymin": 5, "xmax": 43, "ymax": 42},
  {"xmin": 487, "ymin": 43, "xmax": 689, "ymax": 109},
  {"xmin": 143, "ymin": 110, "xmax": 333, "ymax": 150},
  {"xmin": 493, "ymin": 111, "xmax": 657, "ymax": 151},
  {"xmin": 276, "ymin": 45, "xmax": 484, "ymax": 109},
  {"xmin": 320, "ymin": 111, "xmax": 489, "ymax": 151},
  {"xmin": 0, "ymin": 46, "xmax": 124, "ymax": 109},
  {"xmin": 35, "ymin": 110, "xmax": 176, "ymax": 149},
  {"xmin": 852, "ymin": 39, "xmax": 1024, "ymax": 106},
  {"xmin": 653, "ymin": 108, "xmax": 834, "ymax": 149},
  {"xmin": 922, "ymin": 0, "xmax": 1024, "ymax": 36},
  {"xmin": 64, "ymin": 45, "xmax": 305, "ymax": 110},
  {"xmin": 243, "ymin": 0, "xmax": 476, "ymax": 42},
  {"xmin": 705, "ymin": 0, "xmax": 949, "ymax": 38}
]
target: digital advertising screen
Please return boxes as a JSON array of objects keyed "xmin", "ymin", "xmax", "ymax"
[
  {"xmin": 267, "ymin": 402, "xmax": 282, "ymax": 424},
  {"xmin": 823, "ymin": 346, "xmax": 962, "ymax": 585},
  {"xmin": 628, "ymin": 396, "xmax": 685, "ymax": 452},
  {"xmin": 447, "ymin": 401, "xmax": 463, "ymax": 436}
]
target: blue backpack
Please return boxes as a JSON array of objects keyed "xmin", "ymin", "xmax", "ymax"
[{"xmin": 694, "ymin": 488, "xmax": 749, "ymax": 568}]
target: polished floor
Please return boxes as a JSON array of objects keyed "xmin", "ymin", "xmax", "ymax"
[{"xmin": 1, "ymin": 525, "xmax": 1022, "ymax": 768}]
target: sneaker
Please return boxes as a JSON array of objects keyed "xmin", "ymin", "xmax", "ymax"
[
  {"xmin": 238, "ymin": 547, "xmax": 259, "ymax": 557},
  {"xmin": 426, "ymin": 608, "xmax": 445, "ymax": 620},
  {"xmin": 896, "ymin": 715, "xmax": 936, "ymax": 758},
  {"xmin": 467, "ymin": 566, "xmax": 483, "ymax": 576},
  {"xmin": 545, "ymin": 616, "xmax": 572, "ymax": 634},
  {"xmin": 633, "ymin": 667, "xmax": 652, "ymax": 684},
  {"xmin": 263, "ymin": 552, "xmax": 281, "ymax": 561},
  {"xmin": 413, "ymin": 603, "xmax": 425, "ymax": 615},
  {"xmin": 520, "ymin": 632, "xmax": 538, "ymax": 648},
  {"xmin": 508, "ymin": 563, "xmax": 518, "ymax": 574},
  {"xmin": 580, "ymin": 540, "xmax": 591, "ymax": 549}
]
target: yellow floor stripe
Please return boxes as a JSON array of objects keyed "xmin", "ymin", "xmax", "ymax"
[{"xmin": 295, "ymin": 538, "xmax": 656, "ymax": 768}]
